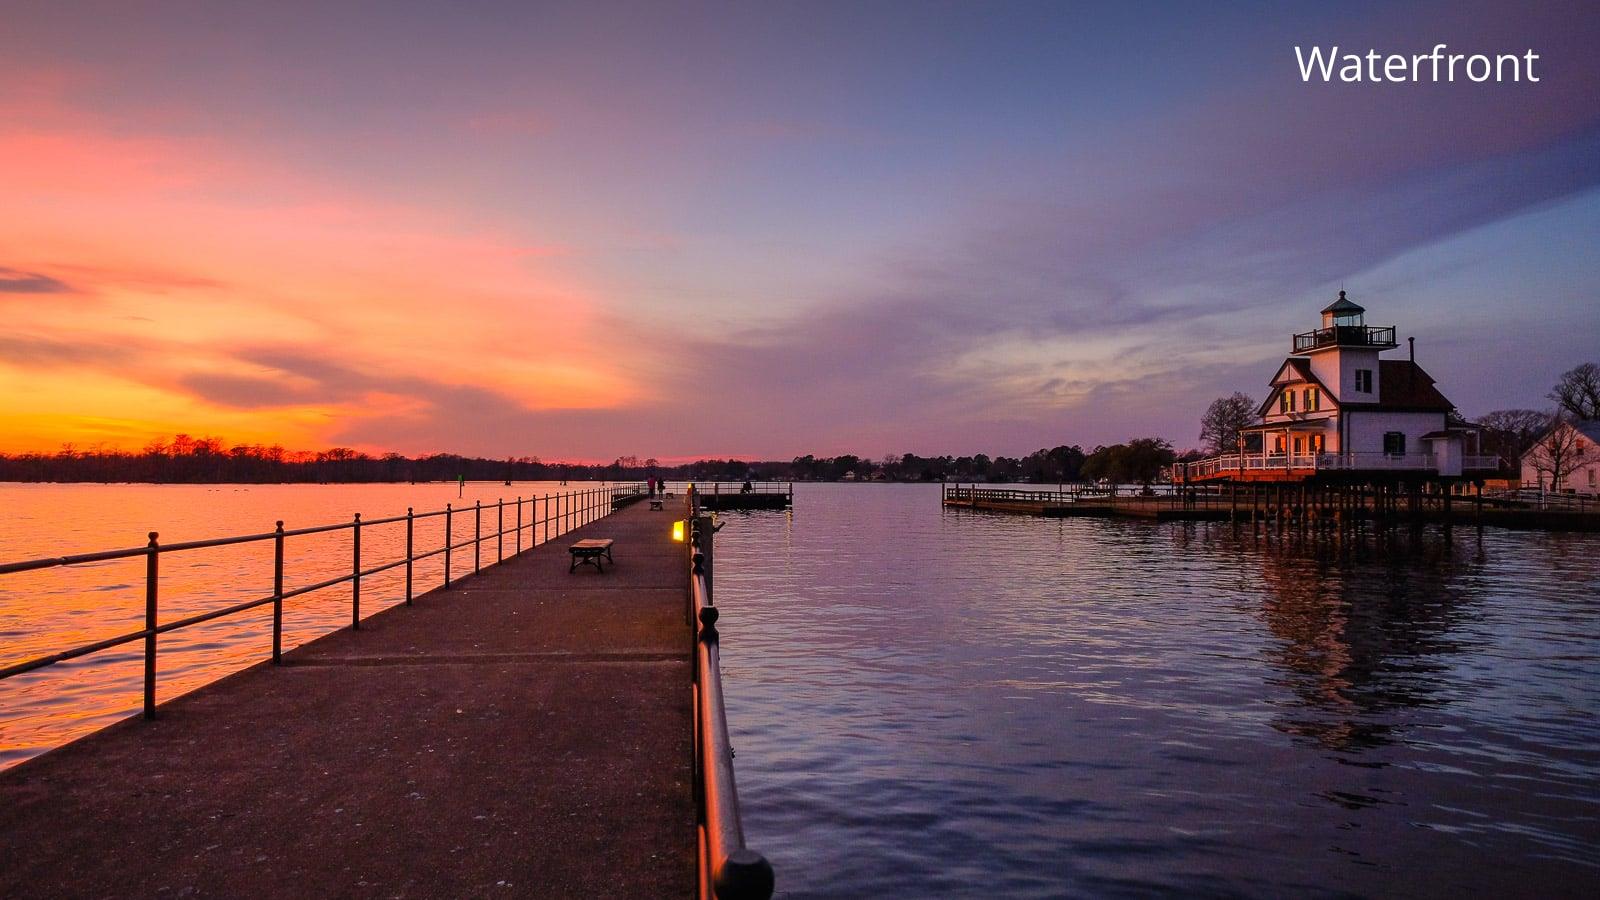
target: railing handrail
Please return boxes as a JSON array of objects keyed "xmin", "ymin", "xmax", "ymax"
[
  {"xmin": 686, "ymin": 487, "xmax": 774, "ymax": 900},
  {"xmin": 1292, "ymin": 323, "xmax": 1397, "ymax": 352},
  {"xmin": 659, "ymin": 480, "xmax": 791, "ymax": 492},
  {"xmin": 1175, "ymin": 450, "xmax": 1506, "ymax": 481},
  {"xmin": 0, "ymin": 483, "xmax": 647, "ymax": 697}
]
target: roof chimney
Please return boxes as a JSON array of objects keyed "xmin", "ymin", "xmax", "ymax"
[{"xmin": 1408, "ymin": 336, "xmax": 1415, "ymax": 363}]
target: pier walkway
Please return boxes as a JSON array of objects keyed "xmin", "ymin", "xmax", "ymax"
[{"xmin": 0, "ymin": 501, "xmax": 694, "ymax": 898}]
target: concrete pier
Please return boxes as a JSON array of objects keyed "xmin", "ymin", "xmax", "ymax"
[{"xmin": 0, "ymin": 501, "xmax": 693, "ymax": 898}]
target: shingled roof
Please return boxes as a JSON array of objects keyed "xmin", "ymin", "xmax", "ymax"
[{"xmin": 1366, "ymin": 360, "xmax": 1454, "ymax": 411}]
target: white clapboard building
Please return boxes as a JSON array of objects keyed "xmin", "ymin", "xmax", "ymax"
[{"xmin": 1186, "ymin": 293, "xmax": 1499, "ymax": 482}]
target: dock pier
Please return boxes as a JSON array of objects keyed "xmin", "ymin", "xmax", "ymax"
[
  {"xmin": 0, "ymin": 485, "xmax": 773, "ymax": 899},
  {"xmin": 943, "ymin": 483, "xmax": 1600, "ymax": 531}
]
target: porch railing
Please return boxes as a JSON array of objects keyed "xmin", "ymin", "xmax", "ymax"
[{"xmin": 1180, "ymin": 451, "xmax": 1504, "ymax": 480}]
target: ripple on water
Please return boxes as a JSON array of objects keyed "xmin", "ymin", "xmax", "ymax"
[{"xmin": 712, "ymin": 485, "xmax": 1600, "ymax": 898}]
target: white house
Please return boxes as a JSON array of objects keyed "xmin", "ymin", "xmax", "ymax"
[
  {"xmin": 1187, "ymin": 293, "xmax": 1498, "ymax": 481},
  {"xmin": 1520, "ymin": 419, "xmax": 1600, "ymax": 494}
]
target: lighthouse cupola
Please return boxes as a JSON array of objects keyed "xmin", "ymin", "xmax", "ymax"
[
  {"xmin": 1293, "ymin": 290, "xmax": 1398, "ymax": 354},
  {"xmin": 1321, "ymin": 290, "xmax": 1364, "ymax": 328}
]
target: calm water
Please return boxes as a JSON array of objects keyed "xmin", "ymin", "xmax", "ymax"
[
  {"xmin": 3, "ymin": 482, "xmax": 1598, "ymax": 897},
  {"xmin": 0, "ymin": 480, "xmax": 618, "ymax": 767},
  {"xmin": 712, "ymin": 485, "xmax": 1600, "ymax": 898}
]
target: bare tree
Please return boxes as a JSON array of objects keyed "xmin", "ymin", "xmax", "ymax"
[
  {"xmin": 1475, "ymin": 408, "xmax": 1549, "ymax": 468},
  {"xmin": 1526, "ymin": 416, "xmax": 1587, "ymax": 491},
  {"xmin": 1199, "ymin": 392, "xmax": 1257, "ymax": 454},
  {"xmin": 1549, "ymin": 362, "xmax": 1600, "ymax": 420}
]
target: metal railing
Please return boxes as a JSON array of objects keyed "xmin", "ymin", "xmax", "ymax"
[
  {"xmin": 942, "ymin": 483, "xmax": 1226, "ymax": 506},
  {"xmin": 0, "ymin": 483, "xmax": 647, "ymax": 717},
  {"xmin": 1292, "ymin": 324, "xmax": 1397, "ymax": 353},
  {"xmin": 1484, "ymin": 487, "xmax": 1600, "ymax": 514},
  {"xmin": 686, "ymin": 486, "xmax": 774, "ymax": 900},
  {"xmin": 659, "ymin": 481, "xmax": 793, "ymax": 500}
]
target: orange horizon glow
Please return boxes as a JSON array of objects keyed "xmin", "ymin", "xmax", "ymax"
[{"xmin": 0, "ymin": 66, "xmax": 648, "ymax": 459}]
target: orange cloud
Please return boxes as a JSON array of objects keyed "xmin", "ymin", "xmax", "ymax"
[{"xmin": 0, "ymin": 71, "xmax": 640, "ymax": 456}]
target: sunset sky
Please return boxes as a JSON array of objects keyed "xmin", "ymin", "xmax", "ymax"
[{"xmin": 2, "ymin": 1, "xmax": 1597, "ymax": 461}]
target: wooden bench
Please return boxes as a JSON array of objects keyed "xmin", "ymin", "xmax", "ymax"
[
  {"xmin": 568, "ymin": 538, "xmax": 615, "ymax": 573},
  {"xmin": 648, "ymin": 499, "xmax": 664, "ymax": 510}
]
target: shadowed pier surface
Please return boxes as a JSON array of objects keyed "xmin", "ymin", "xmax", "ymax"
[{"xmin": 0, "ymin": 501, "xmax": 693, "ymax": 899}]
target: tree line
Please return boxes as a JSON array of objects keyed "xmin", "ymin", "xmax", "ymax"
[
  {"xmin": 788, "ymin": 440, "xmax": 1176, "ymax": 484},
  {"xmin": 0, "ymin": 437, "xmax": 677, "ymax": 484},
  {"xmin": 26, "ymin": 361, "xmax": 1588, "ymax": 488},
  {"xmin": 0, "ymin": 436, "xmax": 1182, "ymax": 485}
]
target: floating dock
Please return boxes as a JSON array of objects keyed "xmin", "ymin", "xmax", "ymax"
[
  {"xmin": 1, "ymin": 500, "xmax": 709, "ymax": 897},
  {"xmin": 663, "ymin": 482, "xmax": 793, "ymax": 512}
]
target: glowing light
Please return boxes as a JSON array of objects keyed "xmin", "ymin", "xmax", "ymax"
[{"xmin": 672, "ymin": 520, "xmax": 685, "ymax": 542}]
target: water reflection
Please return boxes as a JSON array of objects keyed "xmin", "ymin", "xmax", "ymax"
[
  {"xmin": 1229, "ymin": 526, "xmax": 1483, "ymax": 753},
  {"xmin": 716, "ymin": 486, "xmax": 1600, "ymax": 898},
  {"xmin": 4, "ymin": 483, "xmax": 1598, "ymax": 896}
]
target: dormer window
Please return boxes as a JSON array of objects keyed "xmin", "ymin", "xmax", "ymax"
[
  {"xmin": 1304, "ymin": 387, "xmax": 1319, "ymax": 411},
  {"xmin": 1279, "ymin": 390, "xmax": 1296, "ymax": 413},
  {"xmin": 1355, "ymin": 369, "xmax": 1373, "ymax": 393}
]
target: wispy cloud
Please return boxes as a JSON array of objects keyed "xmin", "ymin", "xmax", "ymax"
[{"xmin": 0, "ymin": 267, "xmax": 71, "ymax": 294}]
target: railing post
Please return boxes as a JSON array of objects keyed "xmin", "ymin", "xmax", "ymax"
[
  {"xmin": 516, "ymin": 497, "xmax": 523, "ymax": 555},
  {"xmin": 497, "ymin": 498, "xmax": 504, "ymax": 563},
  {"xmin": 444, "ymin": 503, "xmax": 453, "ymax": 588},
  {"xmin": 697, "ymin": 513, "xmax": 715, "ymax": 606},
  {"xmin": 144, "ymin": 531, "xmax": 158, "ymax": 719},
  {"xmin": 272, "ymin": 521, "xmax": 285, "ymax": 663},
  {"xmin": 352, "ymin": 513, "xmax": 362, "ymax": 629},
  {"xmin": 474, "ymin": 500, "xmax": 482, "ymax": 574},
  {"xmin": 405, "ymin": 508, "xmax": 415, "ymax": 604}
]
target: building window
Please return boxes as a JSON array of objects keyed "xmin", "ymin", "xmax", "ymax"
[
  {"xmin": 1383, "ymin": 432, "xmax": 1406, "ymax": 456},
  {"xmin": 1356, "ymin": 369, "xmax": 1373, "ymax": 393},
  {"xmin": 1305, "ymin": 387, "xmax": 1319, "ymax": 411},
  {"xmin": 1590, "ymin": 468, "xmax": 1596, "ymax": 488},
  {"xmin": 1293, "ymin": 436, "xmax": 1304, "ymax": 455}
]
